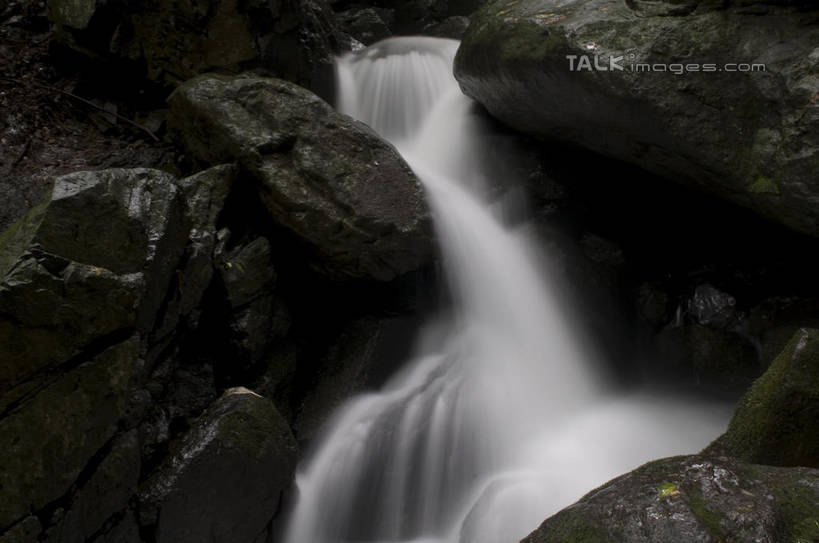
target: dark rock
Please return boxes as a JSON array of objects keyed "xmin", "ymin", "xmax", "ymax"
[
  {"xmin": 656, "ymin": 324, "xmax": 759, "ymax": 386},
  {"xmin": 44, "ymin": 430, "xmax": 141, "ymax": 543},
  {"xmin": 0, "ymin": 516, "xmax": 41, "ymax": 543},
  {"xmin": 522, "ymin": 455, "xmax": 819, "ymax": 543},
  {"xmin": 636, "ymin": 282, "xmax": 672, "ymax": 330},
  {"xmin": 455, "ymin": 0, "xmax": 819, "ymax": 237},
  {"xmin": 705, "ymin": 328, "xmax": 819, "ymax": 468},
  {"xmin": 139, "ymin": 387, "xmax": 298, "ymax": 543},
  {"xmin": 47, "ymin": 0, "xmax": 346, "ymax": 93},
  {"xmin": 336, "ymin": 7, "xmax": 392, "ymax": 45},
  {"xmin": 294, "ymin": 316, "xmax": 415, "ymax": 440},
  {"xmin": 87, "ymin": 511, "xmax": 141, "ymax": 543},
  {"xmin": 0, "ymin": 168, "xmax": 188, "ymax": 392},
  {"xmin": 168, "ymin": 75, "xmax": 432, "ymax": 281},
  {"xmin": 0, "ymin": 337, "xmax": 138, "ymax": 532},
  {"xmin": 424, "ymin": 15, "xmax": 471, "ymax": 39},
  {"xmin": 177, "ymin": 164, "xmax": 237, "ymax": 322},
  {"xmin": 688, "ymin": 284, "xmax": 737, "ymax": 328},
  {"xmin": 218, "ymin": 237, "xmax": 276, "ymax": 309}
]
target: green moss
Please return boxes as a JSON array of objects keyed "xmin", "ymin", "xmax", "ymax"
[
  {"xmin": 685, "ymin": 491, "xmax": 726, "ymax": 540},
  {"xmin": 748, "ymin": 175, "xmax": 780, "ymax": 195},
  {"xmin": 0, "ymin": 200, "xmax": 48, "ymax": 278},
  {"xmin": 714, "ymin": 329, "xmax": 819, "ymax": 467},
  {"xmin": 658, "ymin": 481, "xmax": 680, "ymax": 498}
]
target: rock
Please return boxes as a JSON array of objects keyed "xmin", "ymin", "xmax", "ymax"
[
  {"xmin": 336, "ymin": 7, "xmax": 392, "ymax": 45},
  {"xmin": 688, "ymin": 284, "xmax": 738, "ymax": 329},
  {"xmin": 87, "ymin": 511, "xmax": 141, "ymax": 543},
  {"xmin": 48, "ymin": 0, "xmax": 346, "ymax": 93},
  {"xmin": 705, "ymin": 328, "xmax": 819, "ymax": 468},
  {"xmin": 139, "ymin": 387, "xmax": 298, "ymax": 543},
  {"xmin": 218, "ymin": 237, "xmax": 276, "ymax": 309},
  {"xmin": 169, "ymin": 75, "xmax": 432, "ymax": 281},
  {"xmin": 0, "ymin": 337, "xmax": 138, "ymax": 532},
  {"xmin": 44, "ymin": 430, "xmax": 141, "ymax": 543},
  {"xmin": 0, "ymin": 516, "xmax": 41, "ymax": 543},
  {"xmin": 424, "ymin": 15, "xmax": 471, "ymax": 39},
  {"xmin": 523, "ymin": 455, "xmax": 819, "ymax": 543},
  {"xmin": 0, "ymin": 168, "xmax": 187, "ymax": 392},
  {"xmin": 455, "ymin": 0, "xmax": 819, "ymax": 237},
  {"xmin": 656, "ymin": 324, "xmax": 759, "ymax": 386},
  {"xmin": 636, "ymin": 282, "xmax": 672, "ymax": 330},
  {"xmin": 177, "ymin": 164, "xmax": 237, "ymax": 322},
  {"xmin": 295, "ymin": 316, "xmax": 415, "ymax": 440}
]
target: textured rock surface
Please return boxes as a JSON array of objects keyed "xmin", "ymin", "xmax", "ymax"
[
  {"xmin": 0, "ymin": 168, "xmax": 187, "ymax": 393},
  {"xmin": 0, "ymin": 337, "xmax": 138, "ymax": 532},
  {"xmin": 523, "ymin": 455, "xmax": 819, "ymax": 543},
  {"xmin": 47, "ymin": 0, "xmax": 346, "ymax": 92},
  {"xmin": 138, "ymin": 387, "xmax": 298, "ymax": 543},
  {"xmin": 169, "ymin": 74, "xmax": 432, "ymax": 280},
  {"xmin": 706, "ymin": 328, "xmax": 819, "ymax": 468},
  {"xmin": 455, "ymin": 0, "xmax": 819, "ymax": 237}
]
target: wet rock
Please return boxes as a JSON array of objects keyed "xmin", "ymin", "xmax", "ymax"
[
  {"xmin": 169, "ymin": 75, "xmax": 432, "ymax": 281},
  {"xmin": 0, "ymin": 337, "xmax": 138, "ymax": 532},
  {"xmin": 706, "ymin": 328, "xmax": 819, "ymax": 468},
  {"xmin": 0, "ymin": 516, "xmax": 41, "ymax": 543},
  {"xmin": 636, "ymin": 282, "xmax": 672, "ymax": 330},
  {"xmin": 688, "ymin": 284, "xmax": 738, "ymax": 328},
  {"xmin": 295, "ymin": 316, "xmax": 415, "ymax": 440},
  {"xmin": 455, "ymin": 0, "xmax": 819, "ymax": 237},
  {"xmin": 656, "ymin": 324, "xmax": 759, "ymax": 386},
  {"xmin": 336, "ymin": 7, "xmax": 392, "ymax": 45},
  {"xmin": 139, "ymin": 387, "xmax": 297, "ymax": 543},
  {"xmin": 218, "ymin": 237, "xmax": 275, "ymax": 309},
  {"xmin": 0, "ymin": 168, "xmax": 187, "ymax": 392},
  {"xmin": 44, "ymin": 430, "xmax": 141, "ymax": 543},
  {"xmin": 424, "ymin": 15, "xmax": 471, "ymax": 39},
  {"xmin": 523, "ymin": 455, "xmax": 819, "ymax": 543},
  {"xmin": 87, "ymin": 511, "xmax": 140, "ymax": 543}
]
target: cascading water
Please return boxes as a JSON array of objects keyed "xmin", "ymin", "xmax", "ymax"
[{"xmin": 282, "ymin": 37, "xmax": 730, "ymax": 543}]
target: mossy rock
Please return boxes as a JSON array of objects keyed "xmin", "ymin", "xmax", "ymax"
[
  {"xmin": 523, "ymin": 455, "xmax": 819, "ymax": 543},
  {"xmin": 705, "ymin": 328, "xmax": 819, "ymax": 467}
]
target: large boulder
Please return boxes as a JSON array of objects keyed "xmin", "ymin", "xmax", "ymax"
[
  {"xmin": 705, "ymin": 328, "xmax": 819, "ymax": 468},
  {"xmin": 0, "ymin": 168, "xmax": 187, "ymax": 394},
  {"xmin": 455, "ymin": 0, "xmax": 819, "ymax": 237},
  {"xmin": 523, "ymin": 455, "xmax": 819, "ymax": 543},
  {"xmin": 168, "ymin": 75, "xmax": 432, "ymax": 281},
  {"xmin": 138, "ymin": 387, "xmax": 298, "ymax": 543}
]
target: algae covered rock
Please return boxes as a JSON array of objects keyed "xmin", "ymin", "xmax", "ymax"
[
  {"xmin": 455, "ymin": 0, "xmax": 819, "ymax": 237},
  {"xmin": 139, "ymin": 387, "xmax": 298, "ymax": 543},
  {"xmin": 169, "ymin": 75, "xmax": 432, "ymax": 281},
  {"xmin": 523, "ymin": 455, "xmax": 819, "ymax": 543},
  {"xmin": 706, "ymin": 328, "xmax": 819, "ymax": 468}
]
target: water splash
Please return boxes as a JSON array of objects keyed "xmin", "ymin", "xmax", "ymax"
[{"xmin": 282, "ymin": 37, "xmax": 730, "ymax": 543}]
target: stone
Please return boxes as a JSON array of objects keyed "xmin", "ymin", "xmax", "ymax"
[
  {"xmin": 168, "ymin": 75, "xmax": 432, "ymax": 281},
  {"xmin": 139, "ymin": 387, "xmax": 298, "ymax": 543},
  {"xmin": 455, "ymin": 0, "xmax": 819, "ymax": 237}
]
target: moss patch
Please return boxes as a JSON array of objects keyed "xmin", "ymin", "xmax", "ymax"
[{"xmin": 748, "ymin": 175, "xmax": 780, "ymax": 195}]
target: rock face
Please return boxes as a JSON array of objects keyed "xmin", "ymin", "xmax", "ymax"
[
  {"xmin": 706, "ymin": 328, "xmax": 819, "ymax": 468},
  {"xmin": 47, "ymin": 0, "xmax": 346, "ymax": 93},
  {"xmin": 0, "ymin": 337, "xmax": 138, "ymax": 532},
  {"xmin": 0, "ymin": 168, "xmax": 187, "ymax": 394},
  {"xmin": 168, "ymin": 74, "xmax": 432, "ymax": 281},
  {"xmin": 455, "ymin": 0, "xmax": 819, "ymax": 237},
  {"xmin": 138, "ymin": 387, "xmax": 297, "ymax": 543},
  {"xmin": 523, "ymin": 455, "xmax": 819, "ymax": 543}
]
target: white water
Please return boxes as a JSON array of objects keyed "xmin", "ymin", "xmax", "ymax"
[{"xmin": 282, "ymin": 37, "xmax": 730, "ymax": 543}]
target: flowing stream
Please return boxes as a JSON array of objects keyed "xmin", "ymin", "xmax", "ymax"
[{"xmin": 282, "ymin": 37, "xmax": 730, "ymax": 543}]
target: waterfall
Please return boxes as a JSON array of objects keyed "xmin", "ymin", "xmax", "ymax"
[{"xmin": 282, "ymin": 37, "xmax": 730, "ymax": 543}]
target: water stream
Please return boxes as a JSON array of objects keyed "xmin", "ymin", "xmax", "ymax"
[{"xmin": 282, "ymin": 37, "xmax": 730, "ymax": 543}]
